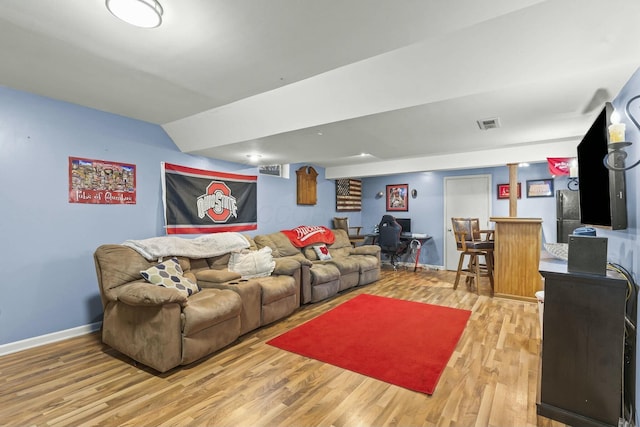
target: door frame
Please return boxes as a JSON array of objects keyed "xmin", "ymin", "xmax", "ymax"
[{"xmin": 443, "ymin": 174, "xmax": 492, "ymax": 271}]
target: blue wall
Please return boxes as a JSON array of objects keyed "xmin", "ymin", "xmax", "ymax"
[
  {"xmin": 606, "ymin": 69, "xmax": 639, "ymax": 273},
  {"xmin": 0, "ymin": 86, "xmax": 340, "ymax": 346},
  {"xmin": 1, "ymin": 72, "xmax": 637, "ymax": 386},
  {"xmin": 360, "ymin": 163, "xmax": 563, "ymax": 266}
]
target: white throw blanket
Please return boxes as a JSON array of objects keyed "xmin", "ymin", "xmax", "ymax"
[{"xmin": 122, "ymin": 233, "xmax": 250, "ymax": 261}]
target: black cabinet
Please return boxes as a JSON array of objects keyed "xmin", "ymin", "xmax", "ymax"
[{"xmin": 537, "ymin": 268, "xmax": 629, "ymax": 427}]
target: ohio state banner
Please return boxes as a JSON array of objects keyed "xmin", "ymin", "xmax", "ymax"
[{"xmin": 162, "ymin": 162, "xmax": 257, "ymax": 234}]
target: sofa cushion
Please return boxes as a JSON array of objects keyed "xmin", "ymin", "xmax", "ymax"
[
  {"xmin": 195, "ymin": 268, "xmax": 241, "ymax": 284},
  {"xmin": 141, "ymin": 258, "xmax": 200, "ymax": 297},
  {"xmin": 303, "ymin": 245, "xmax": 319, "ymax": 260},
  {"xmin": 327, "ymin": 256, "xmax": 360, "ymax": 275},
  {"xmin": 272, "ymin": 257, "xmax": 304, "ymax": 275},
  {"xmin": 329, "ymin": 246, "xmax": 353, "ymax": 259},
  {"xmin": 309, "ymin": 263, "xmax": 340, "ymax": 284},
  {"xmin": 182, "ymin": 289, "xmax": 242, "ymax": 336},
  {"xmin": 350, "ymin": 254, "xmax": 379, "ymax": 271},
  {"xmin": 353, "ymin": 245, "xmax": 381, "ymax": 257},
  {"xmin": 115, "ymin": 281, "xmax": 188, "ymax": 306},
  {"xmin": 329, "ymin": 229, "xmax": 352, "ymax": 249},
  {"xmin": 254, "ymin": 232, "xmax": 300, "ymax": 257},
  {"xmin": 259, "ymin": 275, "xmax": 297, "ymax": 305},
  {"xmin": 313, "ymin": 244, "xmax": 332, "ymax": 261}
]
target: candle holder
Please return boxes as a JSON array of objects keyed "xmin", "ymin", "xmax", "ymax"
[
  {"xmin": 603, "ymin": 142, "xmax": 640, "ymax": 171},
  {"xmin": 602, "ymin": 95, "xmax": 640, "ymax": 171}
]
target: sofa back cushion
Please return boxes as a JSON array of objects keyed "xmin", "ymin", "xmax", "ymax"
[
  {"xmin": 327, "ymin": 229, "xmax": 354, "ymax": 258},
  {"xmin": 254, "ymin": 232, "xmax": 300, "ymax": 258},
  {"xmin": 94, "ymin": 245, "xmax": 154, "ymax": 293},
  {"xmin": 330, "ymin": 229, "xmax": 352, "ymax": 249},
  {"xmin": 207, "ymin": 253, "xmax": 231, "ymax": 268}
]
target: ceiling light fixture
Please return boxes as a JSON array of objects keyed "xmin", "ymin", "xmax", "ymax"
[
  {"xmin": 246, "ymin": 154, "xmax": 262, "ymax": 163},
  {"xmin": 106, "ymin": 0, "xmax": 163, "ymax": 28}
]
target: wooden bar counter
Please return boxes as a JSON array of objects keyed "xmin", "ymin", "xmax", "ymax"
[{"xmin": 490, "ymin": 217, "xmax": 543, "ymax": 301}]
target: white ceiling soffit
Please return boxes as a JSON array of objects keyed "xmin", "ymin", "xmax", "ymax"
[
  {"xmin": 162, "ymin": 0, "xmax": 640, "ymax": 176},
  {"xmin": 1, "ymin": 0, "xmax": 639, "ymax": 177}
]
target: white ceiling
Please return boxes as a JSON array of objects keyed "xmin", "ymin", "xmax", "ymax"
[{"xmin": 2, "ymin": 0, "xmax": 639, "ymax": 178}]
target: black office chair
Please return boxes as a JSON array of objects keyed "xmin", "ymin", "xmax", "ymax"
[{"xmin": 378, "ymin": 215, "xmax": 408, "ymax": 270}]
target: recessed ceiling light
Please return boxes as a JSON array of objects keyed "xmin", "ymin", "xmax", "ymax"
[
  {"xmin": 106, "ymin": 0, "xmax": 163, "ymax": 28},
  {"xmin": 246, "ymin": 154, "xmax": 262, "ymax": 163}
]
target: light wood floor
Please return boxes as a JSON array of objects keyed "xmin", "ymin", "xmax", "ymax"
[{"xmin": 0, "ymin": 268, "xmax": 566, "ymax": 427}]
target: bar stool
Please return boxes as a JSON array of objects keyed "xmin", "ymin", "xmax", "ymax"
[{"xmin": 451, "ymin": 218, "xmax": 494, "ymax": 296}]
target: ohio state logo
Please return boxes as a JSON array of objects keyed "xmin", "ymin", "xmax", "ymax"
[{"xmin": 196, "ymin": 181, "xmax": 238, "ymax": 222}]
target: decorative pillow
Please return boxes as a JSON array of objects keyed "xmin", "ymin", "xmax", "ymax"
[
  {"xmin": 313, "ymin": 244, "xmax": 332, "ymax": 261},
  {"xmin": 228, "ymin": 247, "xmax": 276, "ymax": 279},
  {"xmin": 141, "ymin": 258, "xmax": 200, "ymax": 297}
]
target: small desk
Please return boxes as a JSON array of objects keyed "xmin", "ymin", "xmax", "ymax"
[{"xmin": 365, "ymin": 233, "xmax": 432, "ymax": 272}]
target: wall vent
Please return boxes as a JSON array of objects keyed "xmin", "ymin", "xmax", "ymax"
[{"xmin": 477, "ymin": 117, "xmax": 501, "ymax": 130}]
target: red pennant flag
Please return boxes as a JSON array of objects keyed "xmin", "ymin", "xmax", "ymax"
[{"xmin": 547, "ymin": 157, "xmax": 572, "ymax": 176}]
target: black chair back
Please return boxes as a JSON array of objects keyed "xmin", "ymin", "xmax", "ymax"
[{"xmin": 378, "ymin": 215, "xmax": 402, "ymax": 251}]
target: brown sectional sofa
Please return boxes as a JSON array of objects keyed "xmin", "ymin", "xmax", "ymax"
[
  {"xmin": 93, "ymin": 228, "xmax": 381, "ymax": 373},
  {"xmin": 254, "ymin": 228, "xmax": 381, "ymax": 303}
]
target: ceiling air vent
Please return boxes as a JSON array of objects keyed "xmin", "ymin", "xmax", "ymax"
[{"xmin": 477, "ymin": 117, "xmax": 501, "ymax": 130}]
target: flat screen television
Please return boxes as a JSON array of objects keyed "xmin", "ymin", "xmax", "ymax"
[
  {"xmin": 576, "ymin": 102, "xmax": 627, "ymax": 230},
  {"xmin": 395, "ymin": 218, "xmax": 411, "ymax": 233}
]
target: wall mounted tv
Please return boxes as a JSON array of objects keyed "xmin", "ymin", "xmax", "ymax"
[{"xmin": 576, "ymin": 102, "xmax": 627, "ymax": 230}]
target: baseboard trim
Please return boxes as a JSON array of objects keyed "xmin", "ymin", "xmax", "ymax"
[
  {"xmin": 382, "ymin": 262, "xmax": 445, "ymax": 271},
  {"xmin": 0, "ymin": 322, "xmax": 102, "ymax": 357}
]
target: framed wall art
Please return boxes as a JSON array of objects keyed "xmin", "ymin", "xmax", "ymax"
[
  {"xmin": 497, "ymin": 183, "xmax": 521, "ymax": 200},
  {"xmin": 336, "ymin": 178, "xmax": 362, "ymax": 211},
  {"xmin": 258, "ymin": 164, "xmax": 290, "ymax": 178},
  {"xmin": 386, "ymin": 184, "xmax": 409, "ymax": 211},
  {"xmin": 526, "ymin": 179, "xmax": 554, "ymax": 198},
  {"xmin": 68, "ymin": 156, "xmax": 136, "ymax": 204}
]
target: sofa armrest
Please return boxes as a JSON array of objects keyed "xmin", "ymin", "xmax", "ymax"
[
  {"xmin": 292, "ymin": 253, "xmax": 313, "ymax": 267},
  {"xmin": 272, "ymin": 255, "xmax": 312, "ymax": 275},
  {"xmin": 353, "ymin": 244, "xmax": 381, "ymax": 256},
  {"xmin": 111, "ymin": 281, "xmax": 188, "ymax": 306},
  {"xmin": 194, "ymin": 269, "xmax": 241, "ymax": 284}
]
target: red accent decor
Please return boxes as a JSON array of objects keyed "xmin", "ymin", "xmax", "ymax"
[
  {"xmin": 547, "ymin": 157, "xmax": 572, "ymax": 176},
  {"xmin": 267, "ymin": 294, "xmax": 471, "ymax": 394},
  {"xmin": 281, "ymin": 225, "xmax": 335, "ymax": 247}
]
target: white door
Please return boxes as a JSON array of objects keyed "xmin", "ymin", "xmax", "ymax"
[{"xmin": 444, "ymin": 175, "xmax": 492, "ymax": 271}]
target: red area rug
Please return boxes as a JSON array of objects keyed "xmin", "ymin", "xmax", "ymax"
[{"xmin": 267, "ymin": 294, "xmax": 471, "ymax": 394}]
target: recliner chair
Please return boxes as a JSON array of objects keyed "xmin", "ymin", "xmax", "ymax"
[{"xmin": 377, "ymin": 215, "xmax": 408, "ymax": 270}]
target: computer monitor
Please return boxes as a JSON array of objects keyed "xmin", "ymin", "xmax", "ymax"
[{"xmin": 395, "ymin": 218, "xmax": 411, "ymax": 233}]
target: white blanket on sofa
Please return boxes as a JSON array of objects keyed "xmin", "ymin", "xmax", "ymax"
[{"xmin": 122, "ymin": 233, "xmax": 250, "ymax": 261}]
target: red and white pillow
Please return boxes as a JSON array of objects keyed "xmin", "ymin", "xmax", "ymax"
[{"xmin": 313, "ymin": 244, "xmax": 332, "ymax": 261}]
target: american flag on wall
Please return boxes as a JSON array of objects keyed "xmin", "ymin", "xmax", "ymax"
[{"xmin": 336, "ymin": 178, "xmax": 362, "ymax": 211}]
